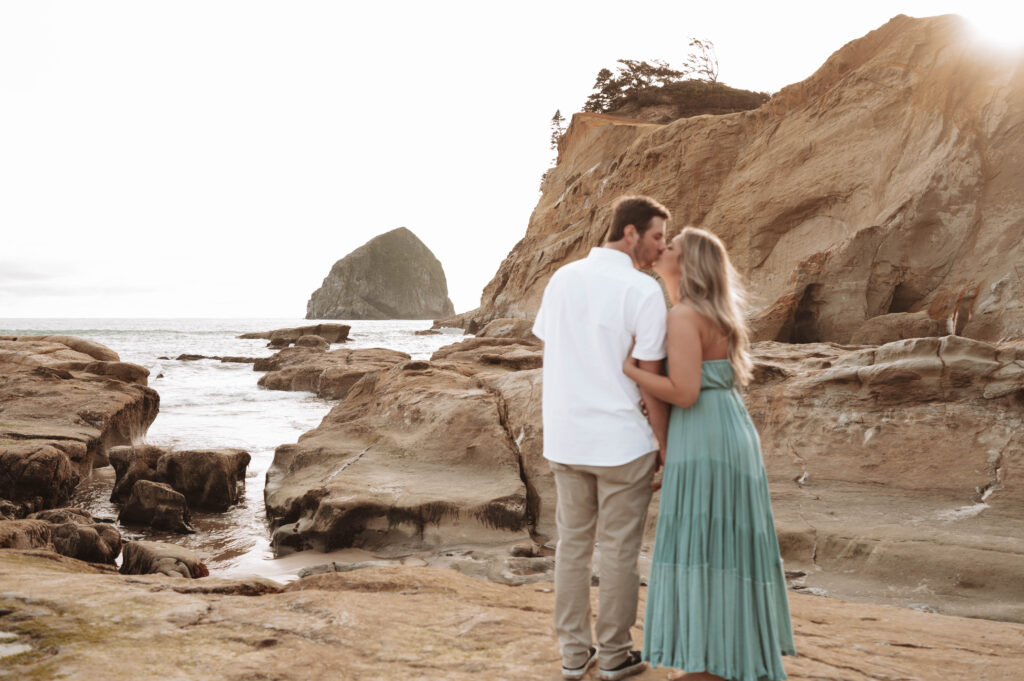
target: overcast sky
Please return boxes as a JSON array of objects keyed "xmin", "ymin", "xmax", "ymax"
[{"xmin": 1, "ymin": 1, "xmax": 1019, "ymax": 318}]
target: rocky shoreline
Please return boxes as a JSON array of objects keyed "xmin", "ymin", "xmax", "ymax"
[{"xmin": 2, "ymin": 549, "xmax": 1022, "ymax": 680}]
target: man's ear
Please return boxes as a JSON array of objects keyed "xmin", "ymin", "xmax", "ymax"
[{"xmin": 623, "ymin": 224, "xmax": 638, "ymax": 245}]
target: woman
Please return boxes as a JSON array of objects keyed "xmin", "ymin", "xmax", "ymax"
[{"xmin": 623, "ymin": 227, "xmax": 795, "ymax": 681}]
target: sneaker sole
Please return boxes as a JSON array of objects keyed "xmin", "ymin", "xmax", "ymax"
[
  {"xmin": 562, "ymin": 651, "xmax": 598, "ymax": 680},
  {"xmin": 598, "ymin": 661, "xmax": 648, "ymax": 681}
]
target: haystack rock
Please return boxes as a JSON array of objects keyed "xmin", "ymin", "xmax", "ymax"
[
  {"xmin": 444, "ymin": 14, "xmax": 1024, "ymax": 344},
  {"xmin": 306, "ymin": 227, "xmax": 455, "ymax": 320}
]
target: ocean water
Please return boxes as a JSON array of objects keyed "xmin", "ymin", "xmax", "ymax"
[{"xmin": 0, "ymin": 318, "xmax": 466, "ymax": 579}]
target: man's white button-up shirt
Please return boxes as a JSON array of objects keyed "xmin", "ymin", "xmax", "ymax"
[{"xmin": 532, "ymin": 247, "xmax": 667, "ymax": 467}]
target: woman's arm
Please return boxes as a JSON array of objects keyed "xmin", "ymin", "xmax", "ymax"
[{"xmin": 624, "ymin": 306, "xmax": 703, "ymax": 408}]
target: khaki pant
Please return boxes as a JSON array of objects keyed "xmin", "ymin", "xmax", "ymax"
[{"xmin": 550, "ymin": 451, "xmax": 656, "ymax": 670}]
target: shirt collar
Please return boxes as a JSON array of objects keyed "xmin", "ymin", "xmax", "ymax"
[{"xmin": 587, "ymin": 247, "xmax": 635, "ymax": 269}]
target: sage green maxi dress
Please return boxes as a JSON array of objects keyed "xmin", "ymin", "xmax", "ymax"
[{"xmin": 643, "ymin": 359, "xmax": 795, "ymax": 681}]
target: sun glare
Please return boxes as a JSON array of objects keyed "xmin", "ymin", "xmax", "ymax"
[{"xmin": 961, "ymin": 9, "xmax": 1024, "ymax": 52}]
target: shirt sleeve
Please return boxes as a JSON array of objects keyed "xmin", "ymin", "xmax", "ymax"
[{"xmin": 631, "ymin": 287, "xmax": 667, "ymax": 361}]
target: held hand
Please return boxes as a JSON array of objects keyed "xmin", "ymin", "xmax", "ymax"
[{"xmin": 651, "ymin": 445, "xmax": 666, "ymax": 491}]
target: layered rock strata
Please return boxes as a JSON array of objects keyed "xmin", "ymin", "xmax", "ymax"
[
  {"xmin": 2, "ymin": 550, "xmax": 1023, "ymax": 680},
  {"xmin": 744, "ymin": 335, "xmax": 1024, "ymax": 621},
  {"xmin": 0, "ymin": 337, "xmax": 159, "ymax": 514},
  {"xmin": 447, "ymin": 15, "xmax": 1024, "ymax": 345},
  {"xmin": 254, "ymin": 345, "xmax": 410, "ymax": 400},
  {"xmin": 306, "ymin": 227, "xmax": 455, "ymax": 320}
]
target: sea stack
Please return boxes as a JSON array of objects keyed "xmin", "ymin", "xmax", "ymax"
[{"xmin": 306, "ymin": 227, "xmax": 456, "ymax": 320}]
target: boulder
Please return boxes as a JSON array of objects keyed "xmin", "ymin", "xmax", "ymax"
[
  {"xmin": 0, "ymin": 443, "xmax": 79, "ymax": 513},
  {"xmin": 0, "ymin": 519, "xmax": 52, "ymax": 550},
  {"xmin": 119, "ymin": 480, "xmax": 195, "ymax": 534},
  {"xmin": 110, "ymin": 445, "xmax": 250, "ymax": 512},
  {"xmin": 458, "ymin": 15, "xmax": 1024, "ymax": 345},
  {"xmin": 108, "ymin": 444, "xmax": 165, "ymax": 503},
  {"xmin": 119, "ymin": 540, "xmax": 209, "ymax": 578},
  {"xmin": 255, "ymin": 346, "xmax": 410, "ymax": 400},
  {"xmin": 264, "ymin": 361, "xmax": 529, "ymax": 555},
  {"xmin": 295, "ymin": 335, "xmax": 330, "ymax": 350},
  {"xmin": 305, "ymin": 227, "xmax": 456, "ymax": 320},
  {"xmin": 156, "ymin": 449, "xmax": 250, "ymax": 511},
  {"xmin": 0, "ymin": 498, "xmax": 22, "ymax": 520},
  {"xmin": 238, "ymin": 324, "xmax": 351, "ymax": 345},
  {"xmin": 30, "ymin": 508, "xmax": 123, "ymax": 564},
  {"xmin": 0, "ymin": 338, "xmax": 160, "ymax": 478}
]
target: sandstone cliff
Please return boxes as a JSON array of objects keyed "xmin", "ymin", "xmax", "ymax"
[
  {"xmin": 307, "ymin": 227, "xmax": 455, "ymax": 320},
  {"xmin": 451, "ymin": 14, "xmax": 1024, "ymax": 343}
]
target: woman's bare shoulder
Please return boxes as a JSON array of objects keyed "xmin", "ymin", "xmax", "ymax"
[{"xmin": 668, "ymin": 302, "xmax": 705, "ymax": 326}]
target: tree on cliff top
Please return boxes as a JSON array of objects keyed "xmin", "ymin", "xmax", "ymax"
[{"xmin": 582, "ymin": 39, "xmax": 768, "ymax": 122}]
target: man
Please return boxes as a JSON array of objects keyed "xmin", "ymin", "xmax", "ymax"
[{"xmin": 532, "ymin": 195, "xmax": 671, "ymax": 681}]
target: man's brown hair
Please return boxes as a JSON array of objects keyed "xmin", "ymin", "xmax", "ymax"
[{"xmin": 606, "ymin": 195, "xmax": 671, "ymax": 242}]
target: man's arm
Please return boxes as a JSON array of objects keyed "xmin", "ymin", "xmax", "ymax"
[{"xmin": 636, "ymin": 359, "xmax": 669, "ymax": 468}]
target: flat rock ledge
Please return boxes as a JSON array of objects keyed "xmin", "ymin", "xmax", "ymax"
[
  {"xmin": 0, "ymin": 550, "xmax": 1022, "ymax": 680},
  {"xmin": 0, "ymin": 337, "xmax": 159, "ymax": 515},
  {"xmin": 254, "ymin": 345, "xmax": 410, "ymax": 400},
  {"xmin": 238, "ymin": 324, "xmax": 351, "ymax": 348}
]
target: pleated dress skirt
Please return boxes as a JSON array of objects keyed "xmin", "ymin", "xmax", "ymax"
[{"xmin": 643, "ymin": 360, "xmax": 795, "ymax": 681}]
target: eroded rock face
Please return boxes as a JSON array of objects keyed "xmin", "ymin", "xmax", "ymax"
[
  {"xmin": 455, "ymin": 15, "xmax": 1024, "ymax": 345},
  {"xmin": 306, "ymin": 227, "xmax": 456, "ymax": 320},
  {"xmin": 109, "ymin": 446, "xmax": 250, "ymax": 512},
  {"xmin": 119, "ymin": 540, "xmax": 209, "ymax": 578},
  {"xmin": 156, "ymin": 449, "xmax": 250, "ymax": 512},
  {"xmin": 741, "ymin": 335, "xmax": 1024, "ymax": 620},
  {"xmin": 0, "ymin": 338, "xmax": 159, "ymax": 490},
  {"xmin": 0, "ymin": 443, "xmax": 79, "ymax": 513},
  {"xmin": 28, "ymin": 508, "xmax": 123, "ymax": 564},
  {"xmin": 255, "ymin": 345, "xmax": 410, "ymax": 400},
  {"xmin": 119, "ymin": 480, "xmax": 195, "ymax": 534},
  {"xmin": 264, "ymin": 361, "xmax": 530, "ymax": 554},
  {"xmin": 0, "ymin": 519, "xmax": 52, "ymax": 550}
]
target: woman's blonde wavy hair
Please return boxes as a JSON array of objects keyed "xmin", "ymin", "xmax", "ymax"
[{"xmin": 675, "ymin": 226, "xmax": 753, "ymax": 386}]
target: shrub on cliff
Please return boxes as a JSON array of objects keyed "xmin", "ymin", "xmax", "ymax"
[{"xmin": 581, "ymin": 42, "xmax": 770, "ymax": 123}]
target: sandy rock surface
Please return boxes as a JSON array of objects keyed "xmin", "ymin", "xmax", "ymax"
[
  {"xmin": 448, "ymin": 15, "xmax": 1024, "ymax": 345},
  {"xmin": 1, "ymin": 550, "xmax": 1022, "ymax": 680},
  {"xmin": 264, "ymin": 360, "xmax": 531, "ymax": 556}
]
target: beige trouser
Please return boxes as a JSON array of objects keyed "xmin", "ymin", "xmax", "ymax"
[{"xmin": 550, "ymin": 451, "xmax": 656, "ymax": 670}]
